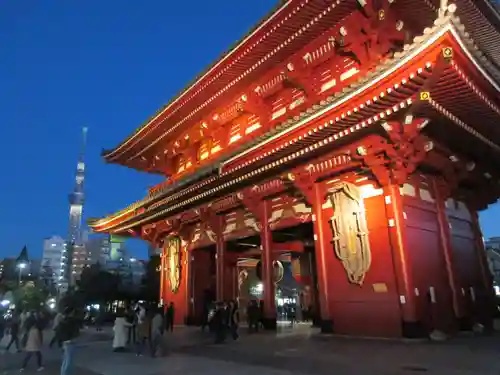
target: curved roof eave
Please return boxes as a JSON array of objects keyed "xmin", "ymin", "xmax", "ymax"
[{"xmin": 101, "ymin": 0, "xmax": 289, "ymax": 162}]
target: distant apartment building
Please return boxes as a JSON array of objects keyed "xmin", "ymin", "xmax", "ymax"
[
  {"xmin": 71, "ymin": 234, "xmax": 110, "ymax": 280},
  {"xmin": 0, "ymin": 259, "xmax": 9, "ymax": 279},
  {"xmin": 41, "ymin": 235, "xmax": 66, "ymax": 285},
  {"xmin": 485, "ymin": 237, "xmax": 500, "ymax": 286}
]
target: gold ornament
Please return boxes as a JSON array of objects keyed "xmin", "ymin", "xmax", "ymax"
[{"xmin": 166, "ymin": 236, "xmax": 181, "ymax": 293}]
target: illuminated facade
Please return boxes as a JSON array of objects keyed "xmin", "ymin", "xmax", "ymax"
[
  {"xmin": 42, "ymin": 235, "xmax": 66, "ymax": 284},
  {"xmin": 63, "ymin": 127, "xmax": 88, "ymax": 287},
  {"xmin": 90, "ymin": 1, "xmax": 500, "ymax": 337}
]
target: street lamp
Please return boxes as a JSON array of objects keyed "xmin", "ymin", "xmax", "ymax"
[{"xmin": 18, "ymin": 262, "xmax": 27, "ymax": 285}]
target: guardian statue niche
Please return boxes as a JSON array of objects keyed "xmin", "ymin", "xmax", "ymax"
[{"xmin": 328, "ymin": 182, "xmax": 371, "ymax": 285}]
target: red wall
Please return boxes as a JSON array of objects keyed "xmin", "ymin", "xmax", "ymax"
[
  {"xmin": 323, "ymin": 186, "xmax": 402, "ymax": 337},
  {"xmin": 402, "ymin": 181, "xmax": 455, "ymax": 334},
  {"xmin": 190, "ymin": 248, "xmax": 214, "ymax": 322},
  {"xmin": 447, "ymin": 201, "xmax": 486, "ymax": 323}
]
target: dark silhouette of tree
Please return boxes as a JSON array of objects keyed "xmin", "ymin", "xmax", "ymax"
[
  {"xmin": 76, "ymin": 263, "xmax": 121, "ymax": 304},
  {"xmin": 59, "ymin": 286, "xmax": 85, "ymax": 312},
  {"xmin": 140, "ymin": 255, "xmax": 160, "ymax": 303},
  {"xmin": 14, "ymin": 284, "xmax": 48, "ymax": 310}
]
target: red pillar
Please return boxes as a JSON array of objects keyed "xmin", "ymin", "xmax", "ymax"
[
  {"xmin": 261, "ymin": 200, "xmax": 277, "ymax": 329},
  {"xmin": 383, "ymin": 184, "xmax": 421, "ymax": 337},
  {"xmin": 432, "ymin": 179, "xmax": 464, "ymax": 325},
  {"xmin": 214, "ymin": 216, "xmax": 225, "ymax": 302},
  {"xmin": 159, "ymin": 250, "xmax": 166, "ymax": 305},
  {"xmin": 311, "ymin": 183, "xmax": 334, "ymax": 332}
]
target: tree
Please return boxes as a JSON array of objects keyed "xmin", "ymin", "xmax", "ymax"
[
  {"xmin": 59, "ymin": 286, "xmax": 85, "ymax": 312},
  {"xmin": 14, "ymin": 283, "xmax": 48, "ymax": 310},
  {"xmin": 77, "ymin": 263, "xmax": 121, "ymax": 304},
  {"xmin": 139, "ymin": 255, "xmax": 160, "ymax": 303}
]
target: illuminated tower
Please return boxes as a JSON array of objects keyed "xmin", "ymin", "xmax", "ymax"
[{"xmin": 61, "ymin": 127, "xmax": 87, "ymax": 288}]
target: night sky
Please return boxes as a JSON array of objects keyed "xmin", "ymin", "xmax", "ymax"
[{"xmin": 1, "ymin": 1, "xmax": 499, "ymax": 260}]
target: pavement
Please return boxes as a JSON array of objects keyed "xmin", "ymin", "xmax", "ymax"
[{"xmin": 1, "ymin": 323, "xmax": 500, "ymax": 375}]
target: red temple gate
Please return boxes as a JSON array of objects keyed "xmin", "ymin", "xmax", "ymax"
[{"xmin": 90, "ymin": 0, "xmax": 500, "ymax": 337}]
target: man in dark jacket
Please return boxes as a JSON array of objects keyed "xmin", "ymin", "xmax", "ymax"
[
  {"xmin": 57, "ymin": 308, "xmax": 80, "ymax": 375},
  {"xmin": 5, "ymin": 312, "xmax": 21, "ymax": 352},
  {"xmin": 165, "ymin": 302, "xmax": 175, "ymax": 333},
  {"xmin": 211, "ymin": 302, "xmax": 227, "ymax": 344}
]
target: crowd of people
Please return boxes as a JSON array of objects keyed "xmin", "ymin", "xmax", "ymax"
[
  {"xmin": 0, "ymin": 307, "xmax": 80, "ymax": 374},
  {"xmin": 0, "ymin": 297, "xmax": 311, "ymax": 374},
  {"xmin": 203, "ymin": 300, "xmax": 240, "ymax": 343},
  {"xmin": 111, "ymin": 301, "xmax": 175, "ymax": 357}
]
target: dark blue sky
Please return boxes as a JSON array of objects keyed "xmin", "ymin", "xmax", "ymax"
[{"xmin": 1, "ymin": 1, "xmax": 499, "ymax": 260}]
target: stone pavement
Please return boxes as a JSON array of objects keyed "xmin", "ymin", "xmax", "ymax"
[
  {"xmin": 2, "ymin": 324, "xmax": 500, "ymax": 375},
  {"xmin": 0, "ymin": 328, "xmax": 111, "ymax": 375},
  {"xmin": 174, "ymin": 326, "xmax": 500, "ymax": 375}
]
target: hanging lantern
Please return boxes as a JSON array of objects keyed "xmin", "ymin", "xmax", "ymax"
[{"xmin": 255, "ymin": 260, "xmax": 284, "ymax": 283}]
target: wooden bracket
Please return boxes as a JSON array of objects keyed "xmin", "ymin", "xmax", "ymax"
[
  {"xmin": 242, "ymin": 90, "xmax": 271, "ymax": 128},
  {"xmin": 283, "ymin": 63, "xmax": 316, "ymax": 98},
  {"xmin": 354, "ymin": 0, "xmax": 406, "ymax": 64},
  {"xmin": 200, "ymin": 206, "xmax": 223, "ymax": 236},
  {"xmin": 239, "ymin": 190, "xmax": 270, "ymax": 226},
  {"xmin": 281, "ymin": 172, "xmax": 316, "ymax": 206},
  {"xmin": 353, "ymin": 118, "xmax": 431, "ymax": 186}
]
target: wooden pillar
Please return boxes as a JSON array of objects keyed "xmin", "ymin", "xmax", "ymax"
[
  {"xmin": 201, "ymin": 209, "xmax": 226, "ymax": 302},
  {"xmin": 159, "ymin": 250, "xmax": 166, "ymax": 305},
  {"xmin": 431, "ymin": 179, "xmax": 464, "ymax": 325},
  {"xmin": 290, "ymin": 175, "xmax": 334, "ymax": 332},
  {"xmin": 223, "ymin": 253, "xmax": 238, "ymax": 301},
  {"xmin": 214, "ymin": 216, "xmax": 225, "ymax": 302},
  {"xmin": 261, "ymin": 200, "xmax": 277, "ymax": 328},
  {"xmin": 240, "ymin": 195, "xmax": 277, "ymax": 330},
  {"xmin": 383, "ymin": 184, "xmax": 422, "ymax": 337},
  {"xmin": 311, "ymin": 183, "xmax": 334, "ymax": 332}
]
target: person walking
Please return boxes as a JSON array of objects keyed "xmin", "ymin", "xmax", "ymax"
[
  {"xmin": 246, "ymin": 300, "xmax": 259, "ymax": 334},
  {"xmin": 5, "ymin": 312, "xmax": 21, "ymax": 352},
  {"xmin": 49, "ymin": 311, "xmax": 63, "ymax": 348},
  {"xmin": 211, "ymin": 302, "xmax": 227, "ymax": 344},
  {"xmin": 57, "ymin": 308, "xmax": 80, "ymax": 375},
  {"xmin": 19, "ymin": 312, "xmax": 44, "ymax": 372},
  {"xmin": 228, "ymin": 300, "xmax": 239, "ymax": 340},
  {"xmin": 126, "ymin": 307, "xmax": 136, "ymax": 345},
  {"xmin": 165, "ymin": 302, "xmax": 175, "ymax": 333},
  {"xmin": 150, "ymin": 308, "xmax": 164, "ymax": 357},
  {"xmin": 112, "ymin": 310, "xmax": 131, "ymax": 352},
  {"xmin": 135, "ymin": 308, "xmax": 151, "ymax": 356},
  {"xmin": 0, "ymin": 311, "xmax": 5, "ymax": 344}
]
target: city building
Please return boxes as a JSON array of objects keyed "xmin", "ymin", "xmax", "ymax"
[
  {"xmin": 41, "ymin": 235, "xmax": 66, "ymax": 284},
  {"xmin": 0, "ymin": 258, "xmax": 13, "ymax": 280},
  {"xmin": 62, "ymin": 128, "xmax": 88, "ymax": 288},
  {"xmin": 84, "ymin": 234, "xmax": 111, "ymax": 265},
  {"xmin": 485, "ymin": 237, "xmax": 500, "ymax": 287},
  {"xmin": 90, "ymin": 1, "xmax": 500, "ymax": 337}
]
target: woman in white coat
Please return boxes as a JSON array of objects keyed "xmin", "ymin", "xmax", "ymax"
[{"xmin": 112, "ymin": 310, "xmax": 131, "ymax": 352}]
